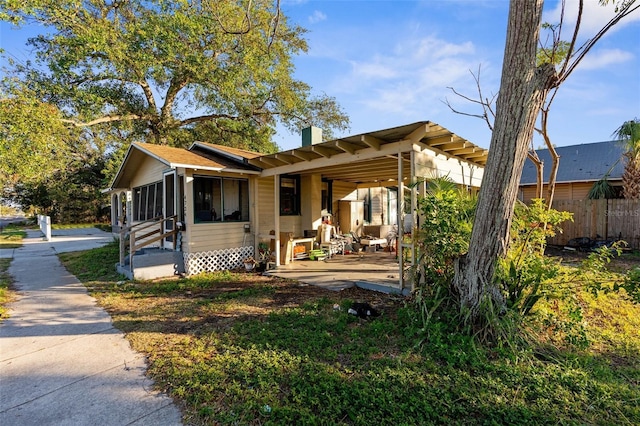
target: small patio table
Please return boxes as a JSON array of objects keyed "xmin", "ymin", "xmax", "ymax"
[{"xmin": 359, "ymin": 238, "xmax": 387, "ymax": 252}]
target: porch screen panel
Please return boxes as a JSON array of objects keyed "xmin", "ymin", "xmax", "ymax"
[
  {"xmin": 132, "ymin": 181, "xmax": 162, "ymax": 221},
  {"xmin": 194, "ymin": 176, "xmax": 249, "ymax": 223},
  {"xmin": 154, "ymin": 183, "xmax": 162, "ymax": 218},
  {"xmin": 222, "ymin": 178, "xmax": 249, "ymax": 221}
]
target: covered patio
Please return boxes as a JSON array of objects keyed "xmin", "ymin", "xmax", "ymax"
[
  {"xmin": 264, "ymin": 249, "xmax": 407, "ymax": 294},
  {"xmin": 251, "ymin": 121, "xmax": 488, "ymax": 294}
]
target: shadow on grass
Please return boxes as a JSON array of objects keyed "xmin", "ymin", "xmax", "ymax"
[{"xmin": 63, "ymin": 242, "xmax": 640, "ymax": 425}]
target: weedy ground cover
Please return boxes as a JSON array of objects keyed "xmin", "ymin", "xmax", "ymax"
[
  {"xmin": 0, "ymin": 225, "xmax": 26, "ymax": 249},
  {"xmin": 0, "ymin": 258, "xmax": 15, "ymax": 319},
  {"xmin": 0, "ymin": 225, "xmax": 23, "ymax": 319},
  {"xmin": 60, "ymin": 242, "xmax": 640, "ymax": 425}
]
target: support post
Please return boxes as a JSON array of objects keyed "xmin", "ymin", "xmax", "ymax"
[
  {"xmin": 397, "ymin": 153, "xmax": 404, "ymax": 291},
  {"xmin": 274, "ymin": 174, "xmax": 281, "ymax": 266}
]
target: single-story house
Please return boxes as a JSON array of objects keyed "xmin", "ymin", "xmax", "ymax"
[
  {"xmin": 105, "ymin": 121, "xmax": 488, "ymax": 289},
  {"xmin": 519, "ymin": 141, "xmax": 626, "ymax": 203}
]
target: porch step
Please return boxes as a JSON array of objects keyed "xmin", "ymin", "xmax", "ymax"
[{"xmin": 117, "ymin": 248, "xmax": 184, "ymax": 280}]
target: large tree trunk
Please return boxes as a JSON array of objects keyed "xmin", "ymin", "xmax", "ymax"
[{"xmin": 453, "ymin": 0, "xmax": 557, "ymax": 317}]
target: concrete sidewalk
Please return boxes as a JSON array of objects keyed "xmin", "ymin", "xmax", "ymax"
[{"xmin": 0, "ymin": 229, "xmax": 183, "ymax": 425}]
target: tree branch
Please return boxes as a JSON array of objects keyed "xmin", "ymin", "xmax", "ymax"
[
  {"xmin": 60, "ymin": 114, "xmax": 144, "ymax": 127},
  {"xmin": 444, "ymin": 66, "xmax": 497, "ymax": 131},
  {"xmin": 179, "ymin": 113, "xmax": 241, "ymax": 127},
  {"xmin": 557, "ymin": 0, "xmax": 640, "ymax": 85}
]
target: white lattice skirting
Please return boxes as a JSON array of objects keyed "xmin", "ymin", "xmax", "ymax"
[{"xmin": 183, "ymin": 246, "xmax": 254, "ymax": 275}]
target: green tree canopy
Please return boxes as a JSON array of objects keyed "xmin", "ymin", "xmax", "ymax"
[
  {"xmin": 1, "ymin": 0, "xmax": 350, "ymax": 148},
  {"xmin": 0, "ymin": 80, "xmax": 73, "ymax": 184},
  {"xmin": 614, "ymin": 118, "xmax": 640, "ymax": 199}
]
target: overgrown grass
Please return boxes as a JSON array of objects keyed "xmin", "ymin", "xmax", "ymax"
[
  {"xmin": 0, "ymin": 225, "xmax": 23, "ymax": 319},
  {"xmin": 0, "ymin": 226, "xmax": 26, "ymax": 249},
  {"xmin": 58, "ymin": 241, "xmax": 124, "ymax": 282},
  {"xmin": 0, "ymin": 258, "xmax": 16, "ymax": 319},
  {"xmin": 52, "ymin": 222, "xmax": 111, "ymax": 232},
  {"xmin": 60, "ymin": 243, "xmax": 640, "ymax": 425}
]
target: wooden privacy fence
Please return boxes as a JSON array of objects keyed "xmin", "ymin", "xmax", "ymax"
[{"xmin": 549, "ymin": 199, "xmax": 640, "ymax": 250}]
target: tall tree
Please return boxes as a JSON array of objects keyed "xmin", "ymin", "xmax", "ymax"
[
  {"xmin": 0, "ymin": 80, "xmax": 73, "ymax": 185},
  {"xmin": 453, "ymin": 0, "xmax": 638, "ymax": 318},
  {"xmin": 1, "ymin": 0, "xmax": 350, "ymax": 147},
  {"xmin": 614, "ymin": 118, "xmax": 640, "ymax": 199},
  {"xmin": 453, "ymin": 0, "xmax": 556, "ymax": 316}
]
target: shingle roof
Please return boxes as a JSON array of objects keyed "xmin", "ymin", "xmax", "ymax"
[
  {"xmin": 520, "ymin": 141, "xmax": 626, "ymax": 185},
  {"xmin": 134, "ymin": 142, "xmax": 230, "ymax": 169},
  {"xmin": 192, "ymin": 141, "xmax": 263, "ymax": 160},
  {"xmin": 108, "ymin": 142, "xmax": 261, "ymax": 190}
]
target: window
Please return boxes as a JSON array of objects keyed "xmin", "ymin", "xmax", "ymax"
[
  {"xmin": 132, "ymin": 181, "xmax": 163, "ymax": 221},
  {"xmin": 321, "ymin": 179, "xmax": 332, "ymax": 213},
  {"xmin": 363, "ymin": 189, "xmax": 371, "ymax": 223},
  {"xmin": 193, "ymin": 176, "xmax": 249, "ymax": 223},
  {"xmin": 280, "ymin": 175, "xmax": 300, "ymax": 216}
]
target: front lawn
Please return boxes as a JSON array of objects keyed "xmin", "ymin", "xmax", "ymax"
[
  {"xmin": 60, "ymin": 242, "xmax": 640, "ymax": 425},
  {"xmin": 0, "ymin": 225, "xmax": 24, "ymax": 319},
  {"xmin": 0, "ymin": 226, "xmax": 26, "ymax": 249}
]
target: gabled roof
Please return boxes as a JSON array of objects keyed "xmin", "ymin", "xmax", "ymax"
[
  {"xmin": 108, "ymin": 142, "xmax": 260, "ymax": 190},
  {"xmin": 191, "ymin": 141, "xmax": 263, "ymax": 160},
  {"xmin": 106, "ymin": 120, "xmax": 487, "ymax": 191},
  {"xmin": 520, "ymin": 141, "xmax": 626, "ymax": 185}
]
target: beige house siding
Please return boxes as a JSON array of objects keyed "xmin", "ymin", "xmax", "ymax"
[
  {"xmin": 187, "ymin": 222, "xmax": 250, "ymax": 252},
  {"xmin": 415, "ymin": 148, "xmax": 484, "ymax": 188},
  {"xmin": 301, "ymin": 174, "xmax": 323, "ymax": 232},
  {"xmin": 256, "ymin": 177, "xmax": 276, "ymax": 234},
  {"xmin": 571, "ymin": 183, "xmax": 592, "ymax": 200},
  {"xmin": 130, "ymin": 156, "xmax": 169, "ymax": 188},
  {"xmin": 254, "ymin": 175, "xmax": 303, "ymax": 239}
]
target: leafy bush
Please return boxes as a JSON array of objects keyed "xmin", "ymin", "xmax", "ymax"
[{"xmin": 411, "ymin": 178, "xmax": 476, "ymax": 339}]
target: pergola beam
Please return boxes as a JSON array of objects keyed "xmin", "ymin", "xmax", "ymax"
[
  {"xmin": 361, "ymin": 135, "xmax": 383, "ymax": 150},
  {"xmin": 424, "ymin": 135, "xmax": 454, "ymax": 146},
  {"xmin": 335, "ymin": 140, "xmax": 358, "ymax": 155},
  {"xmin": 311, "ymin": 145, "xmax": 334, "ymax": 158}
]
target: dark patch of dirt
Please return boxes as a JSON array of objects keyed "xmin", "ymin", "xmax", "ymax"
[{"xmin": 545, "ymin": 245, "xmax": 640, "ymax": 272}]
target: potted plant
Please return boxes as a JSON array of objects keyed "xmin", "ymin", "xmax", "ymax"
[{"xmin": 243, "ymin": 256, "xmax": 257, "ymax": 271}]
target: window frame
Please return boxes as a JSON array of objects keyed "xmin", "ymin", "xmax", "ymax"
[
  {"xmin": 321, "ymin": 179, "xmax": 332, "ymax": 214},
  {"xmin": 193, "ymin": 175, "xmax": 250, "ymax": 223},
  {"xmin": 279, "ymin": 175, "xmax": 301, "ymax": 216}
]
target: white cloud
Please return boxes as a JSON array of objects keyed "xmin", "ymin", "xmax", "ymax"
[
  {"xmin": 338, "ymin": 36, "xmax": 485, "ymax": 117},
  {"xmin": 543, "ymin": 0, "xmax": 640, "ymax": 37},
  {"xmin": 308, "ymin": 10, "xmax": 327, "ymax": 24},
  {"xmin": 349, "ymin": 62, "xmax": 396, "ymax": 80},
  {"xmin": 577, "ymin": 48, "xmax": 634, "ymax": 70}
]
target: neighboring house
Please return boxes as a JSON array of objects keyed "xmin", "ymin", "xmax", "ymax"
[
  {"xmin": 519, "ymin": 141, "xmax": 626, "ymax": 203},
  {"xmin": 105, "ymin": 121, "xmax": 488, "ymax": 286}
]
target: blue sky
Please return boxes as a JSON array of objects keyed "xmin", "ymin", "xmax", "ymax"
[
  {"xmin": 1, "ymin": 0, "xmax": 638, "ymax": 152},
  {"xmin": 276, "ymin": 0, "xmax": 640, "ymax": 150}
]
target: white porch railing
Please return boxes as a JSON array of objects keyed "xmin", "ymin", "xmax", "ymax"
[
  {"xmin": 37, "ymin": 214, "xmax": 51, "ymax": 241},
  {"xmin": 119, "ymin": 215, "xmax": 178, "ymax": 270}
]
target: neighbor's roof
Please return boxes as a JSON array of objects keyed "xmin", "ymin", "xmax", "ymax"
[{"xmin": 520, "ymin": 141, "xmax": 626, "ymax": 185}]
